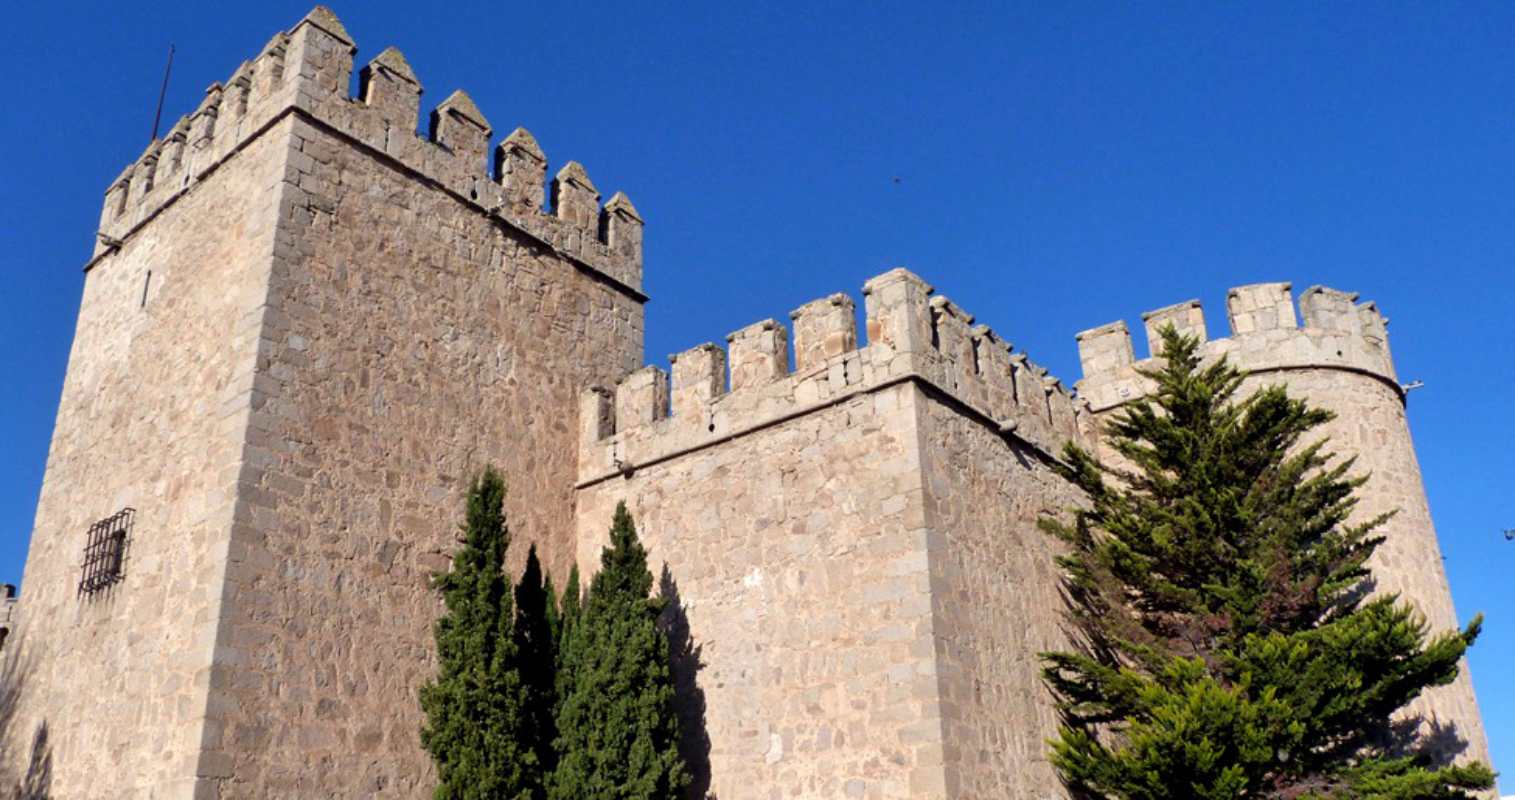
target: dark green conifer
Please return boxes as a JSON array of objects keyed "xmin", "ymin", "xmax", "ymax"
[
  {"xmin": 515, "ymin": 545, "xmax": 560, "ymax": 786},
  {"xmin": 1041, "ymin": 328, "xmax": 1492, "ymax": 799},
  {"xmin": 419, "ymin": 467, "xmax": 540, "ymax": 800},
  {"xmin": 554, "ymin": 565, "xmax": 581, "ymax": 713},
  {"xmin": 549, "ymin": 503, "xmax": 690, "ymax": 800}
]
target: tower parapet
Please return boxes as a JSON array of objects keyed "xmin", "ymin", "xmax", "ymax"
[
  {"xmin": 90, "ymin": 5, "xmax": 643, "ymax": 294},
  {"xmin": 578, "ymin": 268, "xmax": 1087, "ymax": 486},
  {"xmin": 1075, "ymin": 281, "xmax": 1398, "ymax": 412}
]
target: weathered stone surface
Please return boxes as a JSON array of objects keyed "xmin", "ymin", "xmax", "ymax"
[
  {"xmin": 6, "ymin": 119, "xmax": 290, "ymax": 797},
  {"xmin": 7, "ymin": 6, "xmax": 1489, "ymax": 799}
]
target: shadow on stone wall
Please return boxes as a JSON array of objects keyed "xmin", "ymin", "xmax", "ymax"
[
  {"xmin": 659, "ymin": 566, "xmax": 714, "ymax": 800},
  {"xmin": 1, "ymin": 651, "xmax": 51, "ymax": 800},
  {"xmin": 1386, "ymin": 714, "xmax": 1472, "ymax": 770}
]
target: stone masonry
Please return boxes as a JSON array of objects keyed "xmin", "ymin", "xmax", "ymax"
[
  {"xmin": 0, "ymin": 587, "xmax": 14, "ymax": 654},
  {"xmin": 3, "ymin": 6, "xmax": 1490, "ymax": 799}
]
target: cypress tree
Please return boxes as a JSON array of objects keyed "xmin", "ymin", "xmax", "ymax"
[
  {"xmin": 419, "ymin": 467, "xmax": 541, "ymax": 800},
  {"xmin": 555, "ymin": 564, "xmax": 582, "ymax": 717},
  {"xmin": 515, "ymin": 545, "xmax": 560, "ymax": 784},
  {"xmin": 1040, "ymin": 328, "xmax": 1492, "ymax": 798},
  {"xmin": 549, "ymin": 503, "xmax": 690, "ymax": 800}
]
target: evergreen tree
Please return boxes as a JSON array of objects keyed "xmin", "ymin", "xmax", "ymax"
[
  {"xmin": 515, "ymin": 545, "xmax": 560, "ymax": 784},
  {"xmin": 554, "ymin": 564, "xmax": 582, "ymax": 720},
  {"xmin": 549, "ymin": 503, "xmax": 690, "ymax": 800},
  {"xmin": 420, "ymin": 468, "xmax": 542, "ymax": 800},
  {"xmin": 1040, "ymin": 328, "xmax": 1492, "ymax": 799}
]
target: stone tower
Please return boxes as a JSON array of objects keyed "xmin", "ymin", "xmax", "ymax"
[
  {"xmin": 4, "ymin": 7, "xmax": 1489, "ymax": 800},
  {"xmin": 1075, "ymin": 284, "xmax": 1490, "ymax": 770},
  {"xmin": 5, "ymin": 7, "xmax": 644, "ymax": 797}
]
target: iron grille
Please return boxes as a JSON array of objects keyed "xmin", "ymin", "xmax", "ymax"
[{"xmin": 79, "ymin": 508, "xmax": 133, "ymax": 598}]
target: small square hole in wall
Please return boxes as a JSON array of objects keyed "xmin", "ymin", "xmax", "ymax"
[{"xmin": 79, "ymin": 508, "xmax": 134, "ymax": 598}]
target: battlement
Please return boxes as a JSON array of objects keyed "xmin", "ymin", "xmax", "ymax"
[
  {"xmin": 1075, "ymin": 282, "xmax": 1398, "ymax": 411},
  {"xmin": 92, "ymin": 6, "xmax": 643, "ymax": 293},
  {"xmin": 578, "ymin": 268, "xmax": 1087, "ymax": 485}
]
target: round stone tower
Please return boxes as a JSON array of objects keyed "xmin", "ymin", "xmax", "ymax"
[{"xmin": 1075, "ymin": 281, "xmax": 1489, "ymax": 768}]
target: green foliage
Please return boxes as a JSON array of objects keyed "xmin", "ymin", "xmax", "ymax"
[
  {"xmin": 419, "ymin": 468, "xmax": 542, "ymax": 800},
  {"xmin": 1041, "ymin": 328, "xmax": 1493, "ymax": 799},
  {"xmin": 555, "ymin": 565, "xmax": 582, "ymax": 723},
  {"xmin": 549, "ymin": 503, "xmax": 690, "ymax": 800},
  {"xmin": 515, "ymin": 545, "xmax": 560, "ymax": 782}
]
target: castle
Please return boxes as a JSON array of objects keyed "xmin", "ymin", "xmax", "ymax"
[{"xmin": 2, "ymin": 7, "xmax": 1488, "ymax": 798}]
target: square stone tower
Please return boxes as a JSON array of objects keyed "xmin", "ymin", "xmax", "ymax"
[{"xmin": 5, "ymin": 8, "xmax": 645, "ymax": 797}]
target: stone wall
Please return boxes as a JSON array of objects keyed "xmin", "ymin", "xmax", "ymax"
[
  {"xmin": 178, "ymin": 13, "xmax": 646, "ymax": 796},
  {"xmin": 919, "ymin": 399, "xmax": 1082, "ymax": 798},
  {"xmin": 575, "ymin": 270, "xmax": 1086, "ymax": 798},
  {"xmin": 5, "ymin": 121, "xmax": 289, "ymax": 797},
  {"xmin": 577, "ymin": 383, "xmax": 945, "ymax": 799}
]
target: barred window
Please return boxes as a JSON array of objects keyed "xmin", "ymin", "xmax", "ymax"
[{"xmin": 79, "ymin": 508, "xmax": 134, "ymax": 598}]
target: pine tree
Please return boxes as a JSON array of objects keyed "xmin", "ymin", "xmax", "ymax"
[
  {"xmin": 420, "ymin": 468, "xmax": 542, "ymax": 800},
  {"xmin": 515, "ymin": 545, "xmax": 560, "ymax": 784},
  {"xmin": 1040, "ymin": 328, "xmax": 1492, "ymax": 799},
  {"xmin": 549, "ymin": 503, "xmax": 690, "ymax": 800}
]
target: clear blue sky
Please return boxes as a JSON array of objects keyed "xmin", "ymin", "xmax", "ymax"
[{"xmin": 3, "ymin": 0, "xmax": 1511, "ymax": 786}]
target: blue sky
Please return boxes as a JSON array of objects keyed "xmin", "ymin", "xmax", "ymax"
[{"xmin": 3, "ymin": 0, "xmax": 1512, "ymax": 786}]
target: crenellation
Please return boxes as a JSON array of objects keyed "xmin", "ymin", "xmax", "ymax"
[
  {"xmin": 726, "ymin": 318, "xmax": 791, "ymax": 390},
  {"xmin": 1075, "ymin": 282, "xmax": 1403, "ymax": 413},
  {"xmin": 359, "ymin": 47, "xmax": 422, "ymax": 133},
  {"xmin": 929, "ymin": 295, "xmax": 976, "ymax": 394},
  {"xmin": 1141, "ymin": 298, "xmax": 1205, "ymax": 355},
  {"xmin": 602, "ymin": 191, "xmax": 643, "ymax": 262},
  {"xmin": 128, "ymin": 149, "xmax": 159, "ymax": 208},
  {"xmin": 579, "ymin": 385, "xmax": 615, "ymax": 444},
  {"xmin": 1007, "ymin": 353, "xmax": 1055, "ymax": 447},
  {"xmin": 88, "ymin": 6, "xmax": 644, "ymax": 295},
  {"xmin": 790, "ymin": 293, "xmax": 857, "ymax": 372},
  {"xmin": 158, "ymin": 121, "xmax": 189, "ymax": 186},
  {"xmin": 1226, "ymin": 281, "xmax": 1296, "ymax": 335},
  {"xmin": 286, "ymin": 5, "xmax": 356, "ymax": 99},
  {"xmin": 496, "ymin": 127, "xmax": 547, "ymax": 210},
  {"xmin": 100, "ymin": 173, "xmax": 130, "ymax": 238},
  {"xmin": 581, "ymin": 271, "xmax": 1087, "ymax": 491},
  {"xmin": 1074, "ymin": 320, "xmax": 1133, "ymax": 377},
  {"xmin": 552, "ymin": 160, "xmax": 601, "ymax": 233},
  {"xmin": 1298, "ymin": 286, "xmax": 1355, "ymax": 335},
  {"xmin": 189, "ymin": 83, "xmax": 221, "ymax": 148},
  {"xmin": 615, "ymin": 366, "xmax": 670, "ymax": 432},
  {"xmin": 1046, "ymin": 378, "xmax": 1077, "ymax": 442},
  {"xmin": 1357, "ymin": 300, "xmax": 1388, "ymax": 344},
  {"xmin": 252, "ymin": 33, "xmax": 289, "ymax": 96},
  {"xmin": 429, "ymin": 89, "xmax": 491, "ymax": 171},
  {"xmin": 669, "ymin": 343, "xmax": 726, "ymax": 420},
  {"xmin": 227, "ymin": 62, "xmax": 254, "ymax": 124},
  {"xmin": 970, "ymin": 324, "xmax": 1015, "ymax": 420},
  {"xmin": 862, "ymin": 268, "xmax": 933, "ymax": 363}
]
